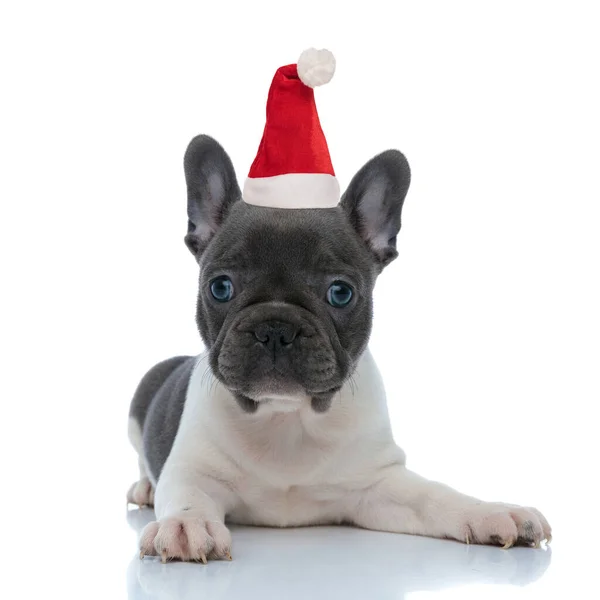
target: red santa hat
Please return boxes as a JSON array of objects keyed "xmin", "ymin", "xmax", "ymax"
[{"xmin": 243, "ymin": 48, "xmax": 339, "ymax": 209}]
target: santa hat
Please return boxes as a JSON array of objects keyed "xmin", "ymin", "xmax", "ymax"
[{"xmin": 243, "ymin": 48, "xmax": 339, "ymax": 209}]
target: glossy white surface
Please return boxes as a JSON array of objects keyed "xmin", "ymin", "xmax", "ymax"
[
  {"xmin": 129, "ymin": 517, "xmax": 547, "ymax": 599},
  {"xmin": 124, "ymin": 508, "xmax": 590, "ymax": 600}
]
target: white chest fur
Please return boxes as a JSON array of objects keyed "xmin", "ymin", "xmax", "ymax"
[{"xmin": 156, "ymin": 348, "xmax": 404, "ymax": 527}]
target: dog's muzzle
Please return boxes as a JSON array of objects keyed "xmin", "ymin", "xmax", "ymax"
[{"xmin": 213, "ymin": 302, "xmax": 343, "ymax": 399}]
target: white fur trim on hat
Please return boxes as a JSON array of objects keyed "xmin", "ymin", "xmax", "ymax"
[
  {"xmin": 297, "ymin": 48, "xmax": 336, "ymax": 88},
  {"xmin": 243, "ymin": 173, "xmax": 340, "ymax": 209}
]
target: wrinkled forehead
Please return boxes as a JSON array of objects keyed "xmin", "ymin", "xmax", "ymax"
[{"xmin": 205, "ymin": 204, "xmax": 372, "ymax": 278}]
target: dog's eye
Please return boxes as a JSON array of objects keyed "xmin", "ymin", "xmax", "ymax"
[
  {"xmin": 210, "ymin": 276, "xmax": 234, "ymax": 302},
  {"xmin": 327, "ymin": 282, "xmax": 353, "ymax": 308}
]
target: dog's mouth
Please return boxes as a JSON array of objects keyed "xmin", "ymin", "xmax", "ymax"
[
  {"xmin": 232, "ymin": 385, "xmax": 342, "ymax": 414},
  {"xmin": 207, "ymin": 302, "xmax": 350, "ymax": 412},
  {"xmin": 210, "ymin": 336, "xmax": 346, "ymax": 412},
  {"xmin": 215, "ymin": 363, "xmax": 341, "ymax": 399}
]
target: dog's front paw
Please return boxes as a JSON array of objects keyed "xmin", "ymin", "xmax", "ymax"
[
  {"xmin": 457, "ymin": 503, "xmax": 551, "ymax": 548},
  {"xmin": 139, "ymin": 514, "xmax": 232, "ymax": 563}
]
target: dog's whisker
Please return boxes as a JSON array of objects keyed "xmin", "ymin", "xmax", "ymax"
[
  {"xmin": 348, "ymin": 374, "xmax": 356, "ymax": 396},
  {"xmin": 200, "ymin": 364, "xmax": 212, "ymax": 387},
  {"xmin": 209, "ymin": 372, "xmax": 219, "ymax": 396}
]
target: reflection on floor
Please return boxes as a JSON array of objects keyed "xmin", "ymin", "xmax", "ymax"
[{"xmin": 126, "ymin": 508, "xmax": 551, "ymax": 600}]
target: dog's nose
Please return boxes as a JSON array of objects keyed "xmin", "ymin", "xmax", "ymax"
[{"xmin": 254, "ymin": 321, "xmax": 299, "ymax": 349}]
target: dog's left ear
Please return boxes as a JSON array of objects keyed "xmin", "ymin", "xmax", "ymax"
[{"xmin": 341, "ymin": 150, "xmax": 411, "ymax": 269}]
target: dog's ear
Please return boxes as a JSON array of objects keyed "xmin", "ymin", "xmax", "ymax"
[
  {"xmin": 341, "ymin": 150, "xmax": 411, "ymax": 269},
  {"xmin": 184, "ymin": 135, "xmax": 241, "ymax": 259}
]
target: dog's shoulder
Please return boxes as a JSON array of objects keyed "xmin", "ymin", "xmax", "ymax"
[
  {"xmin": 135, "ymin": 355, "xmax": 198, "ymax": 482},
  {"xmin": 129, "ymin": 356, "xmax": 191, "ymax": 428}
]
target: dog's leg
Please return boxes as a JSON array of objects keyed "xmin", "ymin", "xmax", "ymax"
[
  {"xmin": 126, "ymin": 417, "xmax": 155, "ymax": 508},
  {"xmin": 138, "ymin": 466, "xmax": 234, "ymax": 563},
  {"xmin": 351, "ymin": 465, "xmax": 551, "ymax": 547},
  {"xmin": 126, "ymin": 457, "xmax": 155, "ymax": 508}
]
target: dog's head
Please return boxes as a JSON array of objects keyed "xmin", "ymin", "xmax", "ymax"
[{"xmin": 184, "ymin": 135, "xmax": 410, "ymax": 412}]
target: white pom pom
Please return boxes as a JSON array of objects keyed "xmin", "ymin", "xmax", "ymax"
[{"xmin": 297, "ymin": 48, "xmax": 336, "ymax": 88}]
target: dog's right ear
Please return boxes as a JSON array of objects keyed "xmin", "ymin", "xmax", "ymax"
[{"xmin": 184, "ymin": 135, "xmax": 241, "ymax": 260}]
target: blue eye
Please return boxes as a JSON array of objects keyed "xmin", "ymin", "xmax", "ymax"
[
  {"xmin": 210, "ymin": 276, "xmax": 234, "ymax": 302},
  {"xmin": 327, "ymin": 282, "xmax": 353, "ymax": 308}
]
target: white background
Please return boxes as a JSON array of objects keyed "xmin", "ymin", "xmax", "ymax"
[{"xmin": 1, "ymin": 1, "xmax": 598, "ymax": 598}]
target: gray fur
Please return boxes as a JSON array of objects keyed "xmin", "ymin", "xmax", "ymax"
[
  {"xmin": 129, "ymin": 356, "xmax": 190, "ymax": 428},
  {"xmin": 184, "ymin": 135, "xmax": 242, "ymax": 258},
  {"xmin": 129, "ymin": 134, "xmax": 411, "ymax": 481},
  {"xmin": 341, "ymin": 149, "xmax": 411, "ymax": 268},
  {"xmin": 131, "ymin": 356, "xmax": 196, "ymax": 482}
]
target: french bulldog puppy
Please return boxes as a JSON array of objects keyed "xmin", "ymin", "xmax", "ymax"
[{"xmin": 128, "ymin": 135, "xmax": 551, "ymax": 563}]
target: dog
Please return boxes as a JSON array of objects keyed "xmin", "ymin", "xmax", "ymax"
[{"xmin": 127, "ymin": 134, "xmax": 551, "ymax": 563}]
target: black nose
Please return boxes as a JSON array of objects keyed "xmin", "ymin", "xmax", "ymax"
[{"xmin": 254, "ymin": 321, "xmax": 299, "ymax": 349}]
